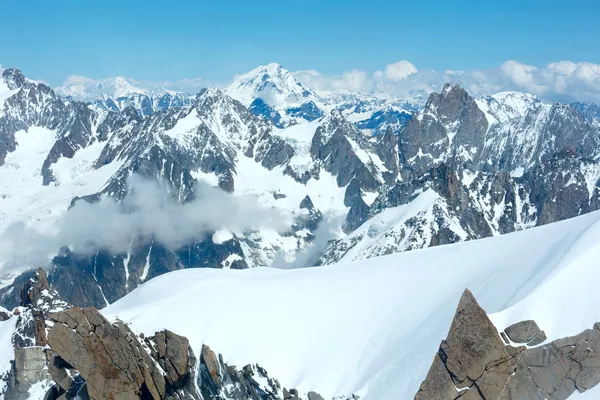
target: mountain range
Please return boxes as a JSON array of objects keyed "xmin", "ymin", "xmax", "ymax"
[
  {"xmin": 2, "ymin": 63, "xmax": 600, "ymax": 309},
  {"xmin": 2, "ymin": 60, "xmax": 600, "ymax": 399}
]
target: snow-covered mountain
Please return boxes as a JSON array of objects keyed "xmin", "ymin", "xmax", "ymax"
[
  {"xmin": 3, "ymin": 63, "xmax": 600, "ymax": 399},
  {"xmin": 56, "ymin": 76, "xmax": 196, "ymax": 117},
  {"xmin": 56, "ymin": 76, "xmax": 146, "ymax": 100},
  {"xmin": 2, "ymin": 200, "xmax": 600, "ymax": 399},
  {"xmin": 572, "ymin": 101, "xmax": 600, "ymax": 122},
  {"xmin": 1, "ymin": 66, "xmax": 600, "ymax": 312},
  {"xmin": 225, "ymin": 63, "xmax": 325, "ymax": 128},
  {"xmin": 226, "ymin": 63, "xmax": 321, "ymax": 110},
  {"xmin": 318, "ymin": 84, "xmax": 600, "ymax": 264},
  {"xmin": 226, "ymin": 63, "xmax": 420, "ymax": 134},
  {"xmin": 91, "ymin": 88, "xmax": 196, "ymax": 117}
]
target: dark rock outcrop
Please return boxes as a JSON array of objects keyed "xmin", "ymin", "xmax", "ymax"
[
  {"xmin": 416, "ymin": 289, "xmax": 600, "ymax": 399},
  {"xmin": 503, "ymin": 320, "xmax": 546, "ymax": 345}
]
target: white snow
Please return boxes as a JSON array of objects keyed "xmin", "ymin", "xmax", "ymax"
[
  {"xmin": 212, "ymin": 228, "xmax": 234, "ymax": 244},
  {"xmin": 511, "ymin": 167, "xmax": 525, "ymax": 178},
  {"xmin": 226, "ymin": 63, "xmax": 321, "ymax": 110},
  {"xmin": 25, "ymin": 380, "xmax": 55, "ymax": 400},
  {"xmin": 0, "ymin": 317, "xmax": 17, "ymax": 394},
  {"xmin": 0, "ymin": 128, "xmax": 123, "ymax": 257},
  {"xmin": 140, "ymin": 242, "xmax": 153, "ymax": 282},
  {"xmin": 56, "ymin": 76, "xmax": 146, "ymax": 101},
  {"xmin": 105, "ymin": 209, "xmax": 600, "ymax": 400},
  {"xmin": 581, "ymin": 163, "xmax": 600, "ymax": 200},
  {"xmin": 491, "ymin": 91, "xmax": 541, "ymax": 118},
  {"xmin": 163, "ymin": 109, "xmax": 200, "ymax": 142}
]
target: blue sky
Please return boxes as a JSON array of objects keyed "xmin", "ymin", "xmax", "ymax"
[{"xmin": 1, "ymin": 0, "xmax": 599, "ymax": 85}]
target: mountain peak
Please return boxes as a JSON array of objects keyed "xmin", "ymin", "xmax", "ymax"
[
  {"xmin": 56, "ymin": 76, "xmax": 146, "ymax": 101},
  {"xmin": 2, "ymin": 68, "xmax": 26, "ymax": 90},
  {"xmin": 225, "ymin": 62, "xmax": 319, "ymax": 108},
  {"xmin": 441, "ymin": 82, "xmax": 465, "ymax": 97},
  {"xmin": 100, "ymin": 77, "xmax": 145, "ymax": 98}
]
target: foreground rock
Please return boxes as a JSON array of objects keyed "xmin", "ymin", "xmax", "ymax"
[
  {"xmin": 415, "ymin": 289, "xmax": 600, "ymax": 400},
  {"xmin": 4, "ymin": 267, "xmax": 68, "ymax": 399},
  {"xmin": 47, "ymin": 306, "xmax": 198, "ymax": 399},
  {"xmin": 0, "ymin": 269, "xmax": 339, "ymax": 400}
]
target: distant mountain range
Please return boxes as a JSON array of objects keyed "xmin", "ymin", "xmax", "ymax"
[{"xmin": 0, "ymin": 63, "xmax": 599, "ymax": 312}]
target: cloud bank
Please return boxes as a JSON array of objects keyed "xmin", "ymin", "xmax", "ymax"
[
  {"xmin": 0, "ymin": 176, "xmax": 289, "ymax": 270},
  {"xmin": 52, "ymin": 59, "xmax": 600, "ymax": 104},
  {"xmin": 296, "ymin": 60, "xmax": 600, "ymax": 103},
  {"xmin": 56, "ymin": 75, "xmax": 209, "ymax": 100}
]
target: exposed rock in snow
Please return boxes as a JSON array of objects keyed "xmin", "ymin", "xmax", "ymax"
[{"xmin": 416, "ymin": 289, "xmax": 600, "ymax": 399}]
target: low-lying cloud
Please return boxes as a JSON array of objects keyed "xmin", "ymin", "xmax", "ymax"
[
  {"xmin": 0, "ymin": 176, "xmax": 290, "ymax": 271},
  {"xmin": 296, "ymin": 60, "xmax": 600, "ymax": 103}
]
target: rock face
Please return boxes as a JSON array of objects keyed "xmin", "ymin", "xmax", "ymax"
[
  {"xmin": 198, "ymin": 344, "xmax": 282, "ymax": 399},
  {"xmin": 46, "ymin": 307, "xmax": 199, "ymax": 399},
  {"xmin": 3, "ymin": 268, "xmax": 68, "ymax": 399},
  {"xmin": 196, "ymin": 344, "xmax": 336, "ymax": 400},
  {"xmin": 400, "ymin": 83, "xmax": 489, "ymax": 175},
  {"xmin": 416, "ymin": 289, "xmax": 600, "ymax": 400}
]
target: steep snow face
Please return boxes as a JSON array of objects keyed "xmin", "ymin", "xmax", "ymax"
[
  {"xmin": 476, "ymin": 91, "xmax": 543, "ymax": 126},
  {"xmin": 105, "ymin": 210, "xmax": 600, "ymax": 400},
  {"xmin": 226, "ymin": 63, "xmax": 321, "ymax": 109},
  {"xmin": 0, "ymin": 127, "xmax": 123, "ymax": 268}
]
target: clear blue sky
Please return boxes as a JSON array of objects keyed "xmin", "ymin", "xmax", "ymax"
[{"xmin": 1, "ymin": 0, "xmax": 599, "ymax": 84}]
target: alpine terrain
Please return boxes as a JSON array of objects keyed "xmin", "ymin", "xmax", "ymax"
[{"xmin": 1, "ymin": 60, "xmax": 600, "ymax": 400}]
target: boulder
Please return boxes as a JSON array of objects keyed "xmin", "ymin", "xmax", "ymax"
[{"xmin": 503, "ymin": 320, "xmax": 543, "ymax": 344}]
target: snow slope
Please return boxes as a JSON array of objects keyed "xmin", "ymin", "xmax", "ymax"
[
  {"xmin": 0, "ymin": 128, "xmax": 123, "ymax": 239},
  {"xmin": 105, "ymin": 209, "xmax": 600, "ymax": 400}
]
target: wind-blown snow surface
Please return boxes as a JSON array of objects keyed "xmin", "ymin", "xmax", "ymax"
[{"xmin": 105, "ymin": 210, "xmax": 600, "ymax": 400}]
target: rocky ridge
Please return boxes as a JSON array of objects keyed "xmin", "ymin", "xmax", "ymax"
[{"xmin": 0, "ymin": 269, "xmax": 343, "ymax": 400}]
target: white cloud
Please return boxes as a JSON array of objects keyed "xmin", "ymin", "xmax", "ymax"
[
  {"xmin": 500, "ymin": 60, "xmax": 547, "ymax": 94},
  {"xmin": 44, "ymin": 59, "xmax": 600, "ymax": 104},
  {"xmin": 0, "ymin": 176, "xmax": 289, "ymax": 270},
  {"xmin": 56, "ymin": 75, "xmax": 207, "ymax": 100},
  {"xmin": 375, "ymin": 60, "xmax": 418, "ymax": 81},
  {"xmin": 292, "ymin": 60, "xmax": 600, "ymax": 103},
  {"xmin": 295, "ymin": 69, "xmax": 374, "ymax": 94}
]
